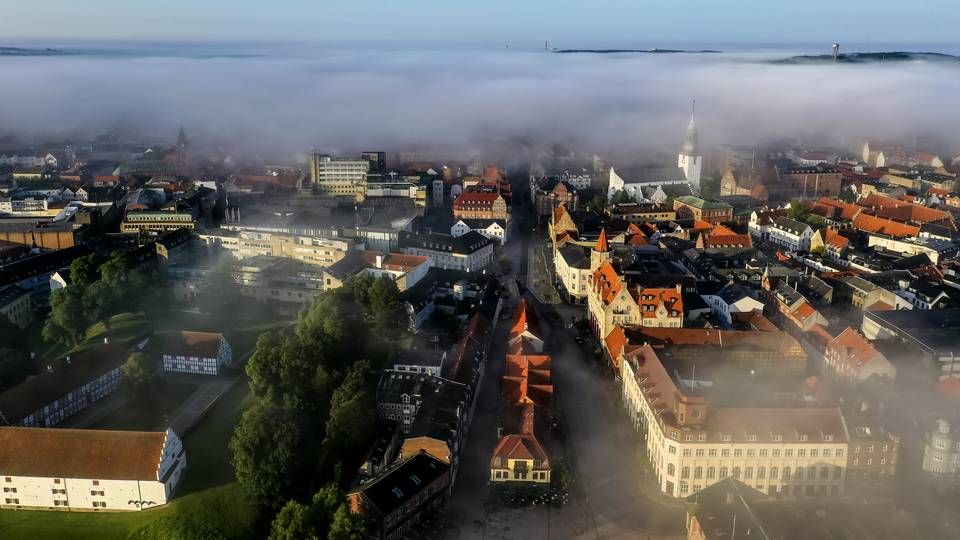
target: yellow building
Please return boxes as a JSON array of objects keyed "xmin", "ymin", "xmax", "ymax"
[{"xmin": 620, "ymin": 344, "xmax": 849, "ymax": 499}]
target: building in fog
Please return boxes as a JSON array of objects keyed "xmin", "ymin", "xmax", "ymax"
[{"xmin": 308, "ymin": 153, "xmax": 369, "ymax": 199}]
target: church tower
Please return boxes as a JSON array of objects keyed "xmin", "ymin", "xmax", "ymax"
[
  {"xmin": 678, "ymin": 101, "xmax": 702, "ymax": 189},
  {"xmin": 176, "ymin": 126, "xmax": 189, "ymax": 171},
  {"xmin": 590, "ymin": 227, "xmax": 612, "ymax": 272}
]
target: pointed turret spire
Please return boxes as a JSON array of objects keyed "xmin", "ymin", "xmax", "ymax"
[
  {"xmin": 681, "ymin": 100, "xmax": 698, "ymax": 156},
  {"xmin": 595, "ymin": 227, "xmax": 610, "ymax": 252},
  {"xmin": 177, "ymin": 126, "xmax": 188, "ymax": 149}
]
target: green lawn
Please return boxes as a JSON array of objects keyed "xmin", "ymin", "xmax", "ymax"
[
  {"xmin": 178, "ymin": 382, "xmax": 253, "ymax": 494},
  {"xmin": 90, "ymin": 381, "xmax": 199, "ymax": 431}
]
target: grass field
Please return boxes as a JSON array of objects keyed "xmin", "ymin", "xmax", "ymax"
[{"xmin": 0, "ymin": 381, "xmax": 258, "ymax": 539}]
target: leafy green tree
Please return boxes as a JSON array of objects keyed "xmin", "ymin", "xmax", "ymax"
[
  {"xmin": 788, "ymin": 200, "xmax": 810, "ymax": 222},
  {"xmin": 610, "ymin": 190, "xmax": 634, "ymax": 205},
  {"xmin": 121, "ymin": 351, "xmax": 159, "ymax": 395},
  {"xmin": 327, "ymin": 504, "xmax": 366, "ymax": 540},
  {"xmin": 368, "ymin": 276, "xmax": 404, "ymax": 336},
  {"xmin": 268, "ymin": 500, "xmax": 316, "ymax": 540},
  {"xmin": 246, "ymin": 332, "xmax": 333, "ymax": 414},
  {"xmin": 839, "ymin": 186, "xmax": 858, "ymax": 203},
  {"xmin": 348, "ymin": 273, "xmax": 375, "ymax": 308},
  {"xmin": 231, "ymin": 401, "xmax": 310, "ymax": 507},
  {"xmin": 44, "ymin": 288, "xmax": 88, "ymax": 346},
  {"xmin": 322, "ymin": 361, "xmax": 376, "ymax": 467},
  {"xmin": 68, "ymin": 253, "xmax": 103, "ymax": 289}
]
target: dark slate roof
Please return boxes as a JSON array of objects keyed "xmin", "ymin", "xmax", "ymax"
[
  {"xmin": 557, "ymin": 244, "xmax": 590, "ymax": 270},
  {"xmin": 772, "ymin": 216, "xmax": 811, "ymax": 235},
  {"xmin": 352, "ymin": 451, "xmax": 449, "ymax": 517},
  {"xmin": 0, "ymin": 245, "xmax": 92, "ymax": 288},
  {"xmin": 400, "ymin": 231, "xmax": 493, "ymax": 255}
]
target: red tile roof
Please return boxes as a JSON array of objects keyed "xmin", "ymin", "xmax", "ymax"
[
  {"xmin": 828, "ymin": 327, "xmax": 883, "ymax": 370},
  {"xmin": 633, "ymin": 287, "xmax": 684, "ymax": 319},
  {"xmin": 0, "ymin": 427, "xmax": 169, "ymax": 481},
  {"xmin": 490, "ymin": 434, "xmax": 550, "ymax": 468},
  {"xmin": 595, "ymin": 227, "xmax": 609, "ymax": 252},
  {"xmin": 509, "ymin": 299, "xmax": 543, "ymax": 342},
  {"xmin": 821, "ymin": 227, "xmax": 849, "ymax": 251},
  {"xmin": 592, "ymin": 261, "xmax": 622, "ymax": 305},
  {"xmin": 359, "ymin": 251, "xmax": 429, "ymax": 272},
  {"xmin": 853, "ymin": 213, "xmax": 920, "ymax": 237}
]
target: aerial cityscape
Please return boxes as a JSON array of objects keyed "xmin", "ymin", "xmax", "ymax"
[{"xmin": 1, "ymin": 2, "xmax": 960, "ymax": 540}]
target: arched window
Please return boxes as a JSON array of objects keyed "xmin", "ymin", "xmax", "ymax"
[
  {"xmin": 719, "ymin": 467, "xmax": 729, "ymax": 479},
  {"xmin": 745, "ymin": 467, "xmax": 753, "ymax": 479},
  {"xmin": 695, "ymin": 467, "xmax": 703, "ymax": 479},
  {"xmin": 783, "ymin": 467, "xmax": 791, "ymax": 480},
  {"xmin": 681, "ymin": 467, "xmax": 690, "ymax": 479},
  {"xmin": 707, "ymin": 467, "xmax": 716, "ymax": 479},
  {"xmin": 795, "ymin": 466, "xmax": 803, "ymax": 480},
  {"xmin": 732, "ymin": 467, "xmax": 742, "ymax": 479},
  {"xmin": 770, "ymin": 467, "xmax": 778, "ymax": 479},
  {"xmin": 757, "ymin": 466, "xmax": 766, "ymax": 479}
]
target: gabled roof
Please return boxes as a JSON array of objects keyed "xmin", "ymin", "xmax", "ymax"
[
  {"xmin": 592, "ymin": 261, "xmax": 623, "ymax": 305},
  {"xmin": 853, "ymin": 213, "xmax": 920, "ymax": 237},
  {"xmin": 0, "ymin": 427, "xmax": 170, "ymax": 481},
  {"xmin": 820, "ymin": 227, "xmax": 849, "ymax": 251},
  {"xmin": 509, "ymin": 299, "xmax": 543, "ymax": 341},
  {"xmin": 491, "ymin": 434, "xmax": 550, "ymax": 467},
  {"xmin": 828, "ymin": 327, "xmax": 882, "ymax": 369},
  {"xmin": 594, "ymin": 227, "xmax": 609, "ymax": 252},
  {"xmin": 351, "ymin": 451, "xmax": 449, "ymax": 517},
  {"xmin": 604, "ymin": 325, "xmax": 628, "ymax": 360}
]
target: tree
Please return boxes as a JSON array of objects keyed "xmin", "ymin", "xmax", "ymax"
[
  {"xmin": 197, "ymin": 256, "xmax": 241, "ymax": 316},
  {"xmin": 609, "ymin": 190, "xmax": 634, "ymax": 205},
  {"xmin": 321, "ymin": 361, "xmax": 376, "ymax": 470},
  {"xmin": 839, "ymin": 186, "xmax": 858, "ymax": 203},
  {"xmin": 121, "ymin": 352, "xmax": 159, "ymax": 395},
  {"xmin": 788, "ymin": 200, "xmax": 810, "ymax": 222},
  {"xmin": 268, "ymin": 500, "xmax": 316, "ymax": 540},
  {"xmin": 587, "ymin": 195, "xmax": 609, "ymax": 215},
  {"xmin": 367, "ymin": 276, "xmax": 404, "ymax": 336},
  {"xmin": 68, "ymin": 253, "xmax": 103, "ymax": 289},
  {"xmin": 327, "ymin": 504, "xmax": 366, "ymax": 540},
  {"xmin": 44, "ymin": 288, "xmax": 88, "ymax": 346},
  {"xmin": 231, "ymin": 401, "xmax": 310, "ymax": 507}
]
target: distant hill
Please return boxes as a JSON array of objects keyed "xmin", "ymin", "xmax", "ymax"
[
  {"xmin": 0, "ymin": 46, "xmax": 67, "ymax": 56},
  {"xmin": 772, "ymin": 51, "xmax": 960, "ymax": 64},
  {"xmin": 553, "ymin": 48, "xmax": 722, "ymax": 54}
]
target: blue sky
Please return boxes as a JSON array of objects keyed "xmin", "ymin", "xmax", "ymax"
[{"xmin": 2, "ymin": 0, "xmax": 958, "ymax": 45}]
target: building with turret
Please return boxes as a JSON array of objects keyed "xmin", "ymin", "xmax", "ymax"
[{"xmin": 678, "ymin": 103, "xmax": 702, "ymax": 188}]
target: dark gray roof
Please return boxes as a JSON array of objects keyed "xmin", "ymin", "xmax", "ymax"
[
  {"xmin": 352, "ymin": 451, "xmax": 449, "ymax": 517},
  {"xmin": 772, "ymin": 216, "xmax": 811, "ymax": 234},
  {"xmin": 557, "ymin": 244, "xmax": 590, "ymax": 269},
  {"xmin": 401, "ymin": 231, "xmax": 493, "ymax": 255}
]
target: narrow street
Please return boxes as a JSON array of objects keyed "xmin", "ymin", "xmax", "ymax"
[{"xmin": 440, "ymin": 167, "xmax": 684, "ymax": 539}]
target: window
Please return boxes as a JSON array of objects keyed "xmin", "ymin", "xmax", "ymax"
[
  {"xmin": 732, "ymin": 467, "xmax": 741, "ymax": 479},
  {"xmin": 696, "ymin": 449, "xmax": 705, "ymax": 457},
  {"xmin": 707, "ymin": 467, "xmax": 716, "ymax": 479},
  {"xmin": 54, "ymin": 479, "xmax": 61, "ymax": 484},
  {"xmin": 92, "ymin": 480, "xmax": 100, "ymax": 486},
  {"xmin": 836, "ymin": 449, "xmax": 844, "ymax": 457},
  {"xmin": 770, "ymin": 467, "xmax": 778, "ymax": 479},
  {"xmin": 667, "ymin": 464, "xmax": 676, "ymax": 476},
  {"xmin": 810, "ymin": 449, "xmax": 818, "ymax": 458},
  {"xmin": 760, "ymin": 449, "xmax": 768, "ymax": 457},
  {"xmin": 695, "ymin": 467, "xmax": 703, "ymax": 479},
  {"xmin": 783, "ymin": 467, "xmax": 791, "ymax": 480},
  {"xmin": 747, "ymin": 449, "xmax": 756, "ymax": 457},
  {"xmin": 785, "ymin": 449, "xmax": 793, "ymax": 458},
  {"xmin": 682, "ymin": 467, "xmax": 690, "ymax": 479},
  {"xmin": 745, "ymin": 467, "xmax": 753, "ymax": 479},
  {"xmin": 669, "ymin": 445, "xmax": 677, "ymax": 455},
  {"xmin": 722, "ymin": 449, "xmax": 730, "ymax": 457},
  {"xmin": 798, "ymin": 449, "xmax": 806, "ymax": 458},
  {"xmin": 709, "ymin": 449, "xmax": 717, "ymax": 457},
  {"xmin": 823, "ymin": 449, "xmax": 831, "ymax": 458},
  {"xmin": 683, "ymin": 449, "xmax": 692, "ymax": 457},
  {"xmin": 757, "ymin": 467, "xmax": 766, "ymax": 479},
  {"xmin": 734, "ymin": 449, "xmax": 743, "ymax": 458},
  {"xmin": 807, "ymin": 468, "xmax": 816, "ymax": 480},
  {"xmin": 796, "ymin": 466, "xmax": 803, "ymax": 479},
  {"xmin": 772, "ymin": 449, "xmax": 781, "ymax": 457}
]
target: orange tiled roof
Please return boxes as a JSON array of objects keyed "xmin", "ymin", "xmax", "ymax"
[
  {"xmin": 627, "ymin": 222, "xmax": 644, "ymax": 236},
  {"xmin": 853, "ymin": 213, "xmax": 920, "ymax": 237},
  {"xmin": 711, "ymin": 224, "xmax": 738, "ymax": 236},
  {"xmin": 595, "ymin": 227, "xmax": 609, "ymax": 252},
  {"xmin": 790, "ymin": 302, "xmax": 817, "ymax": 322},
  {"xmin": 703, "ymin": 233, "xmax": 752, "ymax": 249},
  {"xmin": 509, "ymin": 299, "xmax": 543, "ymax": 341},
  {"xmin": 359, "ymin": 251, "xmax": 429, "ymax": 272},
  {"xmin": 604, "ymin": 325, "xmax": 628, "ymax": 359},
  {"xmin": 491, "ymin": 434, "xmax": 550, "ymax": 467},
  {"xmin": 632, "ymin": 287, "xmax": 683, "ymax": 319},
  {"xmin": 821, "ymin": 228, "xmax": 849, "ymax": 251},
  {"xmin": 592, "ymin": 261, "xmax": 623, "ymax": 305},
  {"xmin": 828, "ymin": 327, "xmax": 881, "ymax": 369}
]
